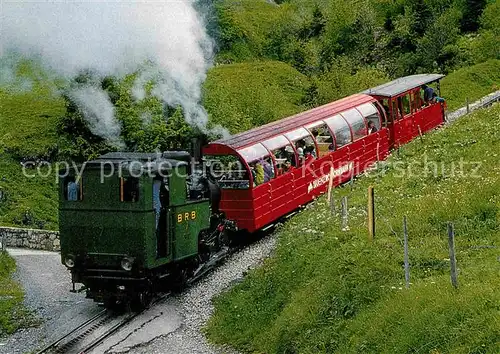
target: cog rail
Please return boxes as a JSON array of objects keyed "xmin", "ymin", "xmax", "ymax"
[{"xmin": 36, "ymin": 294, "xmax": 168, "ymax": 354}]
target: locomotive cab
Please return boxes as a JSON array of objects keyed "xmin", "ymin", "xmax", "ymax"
[{"xmin": 59, "ymin": 152, "xmax": 210, "ymax": 307}]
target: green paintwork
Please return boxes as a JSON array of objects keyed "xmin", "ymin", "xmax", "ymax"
[
  {"xmin": 59, "ymin": 154, "xmax": 211, "ymax": 274},
  {"xmin": 172, "ymin": 200, "xmax": 210, "ymax": 261}
]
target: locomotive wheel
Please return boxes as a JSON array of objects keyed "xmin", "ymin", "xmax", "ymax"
[
  {"xmin": 103, "ymin": 296, "xmax": 126, "ymax": 313},
  {"xmin": 130, "ymin": 289, "xmax": 152, "ymax": 312}
]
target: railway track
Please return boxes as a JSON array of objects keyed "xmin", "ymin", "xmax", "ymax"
[
  {"xmin": 36, "ymin": 239, "xmax": 257, "ymax": 354},
  {"xmin": 36, "ymin": 294, "xmax": 168, "ymax": 354}
]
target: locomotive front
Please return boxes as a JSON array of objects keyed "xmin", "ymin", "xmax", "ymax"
[{"xmin": 58, "ymin": 152, "xmax": 211, "ymax": 309}]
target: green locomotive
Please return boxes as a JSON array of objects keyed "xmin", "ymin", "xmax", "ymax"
[{"xmin": 59, "ymin": 152, "xmax": 226, "ymax": 309}]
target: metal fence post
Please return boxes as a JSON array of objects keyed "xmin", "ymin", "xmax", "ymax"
[
  {"xmin": 403, "ymin": 216, "xmax": 410, "ymax": 289},
  {"xmin": 368, "ymin": 186, "xmax": 375, "ymax": 241},
  {"xmin": 447, "ymin": 222, "xmax": 458, "ymax": 289},
  {"xmin": 330, "ymin": 196, "xmax": 336, "ymax": 216},
  {"xmin": 341, "ymin": 196, "xmax": 349, "ymax": 231}
]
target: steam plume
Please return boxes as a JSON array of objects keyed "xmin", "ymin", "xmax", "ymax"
[{"xmin": 1, "ymin": 0, "xmax": 220, "ymax": 141}]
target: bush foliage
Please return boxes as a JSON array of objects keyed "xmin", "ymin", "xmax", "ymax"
[{"xmin": 216, "ymin": 0, "xmax": 498, "ymax": 76}]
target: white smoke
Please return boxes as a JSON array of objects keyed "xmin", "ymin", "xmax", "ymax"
[
  {"xmin": 69, "ymin": 86, "xmax": 123, "ymax": 146},
  {"xmin": 0, "ymin": 52, "xmax": 34, "ymax": 92},
  {"xmin": 0, "ymin": 0, "xmax": 222, "ymax": 141}
]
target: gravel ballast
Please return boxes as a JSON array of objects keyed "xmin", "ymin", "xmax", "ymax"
[
  {"xmin": 0, "ymin": 248, "xmax": 100, "ymax": 354},
  {"xmin": 126, "ymin": 234, "xmax": 278, "ymax": 354}
]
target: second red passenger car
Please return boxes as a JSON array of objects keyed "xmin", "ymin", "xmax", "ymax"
[{"xmin": 203, "ymin": 74, "xmax": 446, "ymax": 233}]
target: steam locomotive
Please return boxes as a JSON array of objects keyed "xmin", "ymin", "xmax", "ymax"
[{"xmin": 59, "ymin": 74, "xmax": 446, "ymax": 309}]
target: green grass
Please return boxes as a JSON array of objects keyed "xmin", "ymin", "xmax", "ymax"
[
  {"xmin": 206, "ymin": 104, "xmax": 500, "ymax": 353},
  {"xmin": 204, "ymin": 60, "xmax": 311, "ymax": 133},
  {"xmin": 0, "ymin": 73, "xmax": 63, "ymax": 230},
  {"xmin": 0, "ymin": 89, "xmax": 63, "ymax": 160},
  {"xmin": 0, "ymin": 155, "xmax": 59, "ymax": 230},
  {"xmin": 0, "ymin": 251, "xmax": 37, "ymax": 335},
  {"xmin": 442, "ymin": 59, "xmax": 500, "ymax": 111}
]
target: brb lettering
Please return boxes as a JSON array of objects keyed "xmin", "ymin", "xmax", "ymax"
[
  {"xmin": 307, "ymin": 162, "xmax": 354, "ymax": 193},
  {"xmin": 177, "ymin": 211, "xmax": 197, "ymax": 223}
]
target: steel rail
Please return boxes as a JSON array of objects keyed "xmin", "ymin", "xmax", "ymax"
[{"xmin": 36, "ymin": 310, "xmax": 107, "ymax": 354}]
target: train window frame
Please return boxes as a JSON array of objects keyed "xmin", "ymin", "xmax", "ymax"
[
  {"xmin": 262, "ymin": 135, "xmax": 290, "ymax": 152},
  {"xmin": 285, "ymin": 127, "xmax": 317, "ymax": 163},
  {"xmin": 204, "ymin": 154, "xmax": 251, "ymax": 190},
  {"xmin": 306, "ymin": 121, "xmax": 335, "ymax": 156},
  {"xmin": 378, "ymin": 99, "xmax": 391, "ymax": 125},
  {"xmin": 238, "ymin": 143, "xmax": 269, "ymax": 164},
  {"xmin": 340, "ymin": 108, "xmax": 367, "ymax": 141},
  {"xmin": 63, "ymin": 176, "xmax": 83, "ymax": 201},
  {"xmin": 375, "ymin": 100, "xmax": 389, "ymax": 127},
  {"xmin": 263, "ymin": 135, "xmax": 299, "ymax": 173},
  {"xmin": 411, "ymin": 88, "xmax": 423, "ymax": 112},
  {"xmin": 120, "ymin": 177, "xmax": 140, "ymax": 202},
  {"xmin": 324, "ymin": 114, "xmax": 352, "ymax": 149},
  {"xmin": 248, "ymin": 156, "xmax": 275, "ymax": 186},
  {"xmin": 356, "ymin": 103, "xmax": 381, "ymax": 132},
  {"xmin": 237, "ymin": 143, "xmax": 276, "ymax": 186},
  {"xmin": 269, "ymin": 143, "xmax": 297, "ymax": 176},
  {"xmin": 401, "ymin": 93, "xmax": 411, "ymax": 116}
]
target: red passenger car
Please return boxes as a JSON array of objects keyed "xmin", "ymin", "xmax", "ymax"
[{"xmin": 203, "ymin": 74, "xmax": 446, "ymax": 233}]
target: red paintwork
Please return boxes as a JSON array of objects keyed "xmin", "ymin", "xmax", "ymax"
[{"xmin": 203, "ymin": 87, "xmax": 445, "ymax": 233}]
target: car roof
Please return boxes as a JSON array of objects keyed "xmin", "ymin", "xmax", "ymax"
[{"xmin": 362, "ymin": 74, "xmax": 445, "ymax": 98}]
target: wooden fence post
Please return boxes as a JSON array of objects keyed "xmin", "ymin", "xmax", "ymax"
[
  {"xmin": 403, "ymin": 216, "xmax": 410, "ymax": 289},
  {"xmin": 327, "ymin": 167, "xmax": 335, "ymax": 216},
  {"xmin": 367, "ymin": 186, "xmax": 375, "ymax": 241},
  {"xmin": 417, "ymin": 125, "xmax": 423, "ymax": 142},
  {"xmin": 327, "ymin": 167, "xmax": 334, "ymax": 203},
  {"xmin": 466, "ymin": 98, "xmax": 470, "ymax": 114},
  {"xmin": 447, "ymin": 222, "xmax": 458, "ymax": 289}
]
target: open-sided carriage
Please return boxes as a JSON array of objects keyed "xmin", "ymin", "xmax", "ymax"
[{"xmin": 203, "ymin": 74, "xmax": 446, "ymax": 233}]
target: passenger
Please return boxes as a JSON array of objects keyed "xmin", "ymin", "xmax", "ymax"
[
  {"xmin": 296, "ymin": 140, "xmax": 306, "ymax": 158},
  {"xmin": 283, "ymin": 160, "xmax": 292, "ymax": 172},
  {"xmin": 304, "ymin": 145, "xmax": 316, "ymax": 158},
  {"xmin": 285, "ymin": 145, "xmax": 297, "ymax": 167},
  {"xmin": 254, "ymin": 162, "xmax": 264, "ymax": 185},
  {"xmin": 260, "ymin": 158, "xmax": 273, "ymax": 182},
  {"xmin": 397, "ymin": 97, "xmax": 404, "ymax": 117},
  {"xmin": 304, "ymin": 151, "xmax": 314, "ymax": 164},
  {"xmin": 67, "ymin": 180, "xmax": 79, "ymax": 201},
  {"xmin": 328, "ymin": 143, "xmax": 335, "ymax": 151},
  {"xmin": 153, "ymin": 178, "xmax": 162, "ymax": 229},
  {"xmin": 422, "ymin": 84, "xmax": 435, "ymax": 105},
  {"xmin": 368, "ymin": 121, "xmax": 378, "ymax": 134},
  {"xmin": 432, "ymin": 92, "xmax": 445, "ymax": 103}
]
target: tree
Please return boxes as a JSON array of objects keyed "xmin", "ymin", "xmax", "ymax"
[{"xmin": 459, "ymin": 0, "xmax": 488, "ymax": 32}]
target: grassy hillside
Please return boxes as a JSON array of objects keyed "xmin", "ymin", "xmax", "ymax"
[
  {"xmin": 441, "ymin": 59, "xmax": 500, "ymax": 111},
  {"xmin": 204, "ymin": 61, "xmax": 310, "ymax": 133},
  {"xmin": 206, "ymin": 104, "xmax": 500, "ymax": 353},
  {"xmin": 0, "ymin": 74, "xmax": 64, "ymax": 229},
  {"xmin": 1, "ymin": 0, "xmax": 498, "ymax": 230},
  {"xmin": 1, "ymin": 58, "xmax": 499, "ymax": 230}
]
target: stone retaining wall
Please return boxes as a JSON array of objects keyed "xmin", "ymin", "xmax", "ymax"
[{"xmin": 0, "ymin": 226, "xmax": 60, "ymax": 252}]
